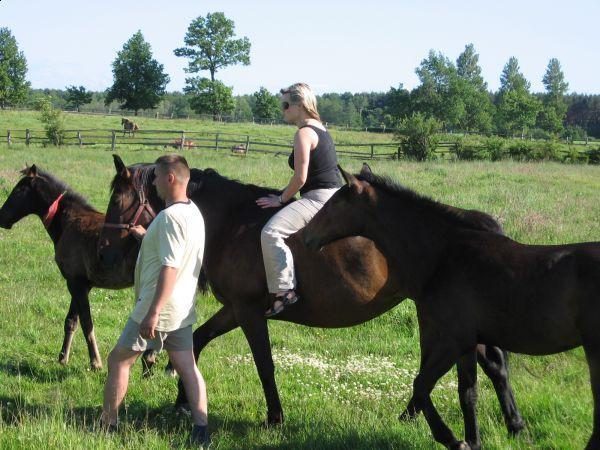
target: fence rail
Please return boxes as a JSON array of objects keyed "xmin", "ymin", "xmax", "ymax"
[
  {"xmin": 4, "ymin": 128, "xmax": 597, "ymax": 163},
  {"xmin": 2, "ymin": 128, "xmax": 401, "ymax": 160}
]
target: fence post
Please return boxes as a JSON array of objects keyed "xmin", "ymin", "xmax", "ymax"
[
  {"xmin": 7, "ymin": 130, "xmax": 11, "ymax": 146},
  {"xmin": 180, "ymin": 131, "xmax": 185, "ymax": 150},
  {"xmin": 77, "ymin": 131, "xmax": 82, "ymax": 147},
  {"xmin": 215, "ymin": 133, "xmax": 219, "ymax": 151},
  {"xmin": 245, "ymin": 135, "xmax": 250, "ymax": 155},
  {"xmin": 111, "ymin": 131, "xmax": 116, "ymax": 151},
  {"xmin": 370, "ymin": 144, "xmax": 374, "ymax": 159},
  {"xmin": 26, "ymin": 129, "xmax": 30, "ymax": 146}
]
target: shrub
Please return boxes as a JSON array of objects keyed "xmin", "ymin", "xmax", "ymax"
[
  {"xmin": 451, "ymin": 138, "xmax": 489, "ymax": 160},
  {"xmin": 35, "ymin": 97, "xmax": 65, "ymax": 145},
  {"xmin": 529, "ymin": 141, "xmax": 563, "ymax": 162},
  {"xmin": 507, "ymin": 141, "xmax": 533, "ymax": 161},
  {"xmin": 484, "ymin": 137, "xmax": 506, "ymax": 161},
  {"xmin": 394, "ymin": 113, "xmax": 441, "ymax": 161},
  {"xmin": 563, "ymin": 147, "xmax": 588, "ymax": 164},
  {"xmin": 587, "ymin": 146, "xmax": 600, "ymax": 165}
]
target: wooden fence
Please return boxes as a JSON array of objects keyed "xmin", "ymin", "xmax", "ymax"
[{"xmin": 2, "ymin": 128, "xmax": 401, "ymax": 160}]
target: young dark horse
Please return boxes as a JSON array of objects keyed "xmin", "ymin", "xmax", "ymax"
[
  {"xmin": 303, "ymin": 167, "xmax": 600, "ymax": 449},
  {"xmin": 98, "ymin": 155, "xmax": 525, "ymax": 447},
  {"xmin": 0, "ymin": 165, "xmax": 157, "ymax": 372}
]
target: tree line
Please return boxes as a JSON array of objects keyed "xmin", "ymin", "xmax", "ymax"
[{"xmin": 1, "ymin": 16, "xmax": 599, "ymax": 139}]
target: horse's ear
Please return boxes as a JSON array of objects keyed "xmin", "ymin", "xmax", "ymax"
[
  {"xmin": 113, "ymin": 154, "xmax": 130, "ymax": 179},
  {"xmin": 27, "ymin": 164, "xmax": 38, "ymax": 178},
  {"xmin": 338, "ymin": 165, "xmax": 363, "ymax": 194},
  {"xmin": 360, "ymin": 163, "xmax": 372, "ymax": 177}
]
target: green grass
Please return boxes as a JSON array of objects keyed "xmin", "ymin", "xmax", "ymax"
[{"xmin": 0, "ymin": 135, "xmax": 599, "ymax": 448}]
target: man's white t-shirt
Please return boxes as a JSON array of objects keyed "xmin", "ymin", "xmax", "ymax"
[{"xmin": 130, "ymin": 201, "xmax": 205, "ymax": 332}]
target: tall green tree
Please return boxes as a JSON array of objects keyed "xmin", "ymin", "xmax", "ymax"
[
  {"xmin": 539, "ymin": 58, "xmax": 569, "ymax": 133},
  {"xmin": 495, "ymin": 57, "xmax": 541, "ymax": 136},
  {"xmin": 0, "ymin": 28, "xmax": 30, "ymax": 108},
  {"xmin": 252, "ymin": 87, "xmax": 280, "ymax": 120},
  {"xmin": 64, "ymin": 85, "xmax": 93, "ymax": 112},
  {"xmin": 184, "ymin": 77, "xmax": 235, "ymax": 119},
  {"xmin": 456, "ymin": 44, "xmax": 493, "ymax": 132},
  {"xmin": 174, "ymin": 12, "xmax": 251, "ymax": 82},
  {"xmin": 234, "ymin": 96, "xmax": 253, "ymax": 121},
  {"xmin": 105, "ymin": 31, "xmax": 170, "ymax": 115},
  {"xmin": 411, "ymin": 50, "xmax": 465, "ymax": 130}
]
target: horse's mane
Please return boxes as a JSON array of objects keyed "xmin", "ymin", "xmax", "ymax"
[
  {"xmin": 110, "ymin": 163, "xmax": 156, "ymax": 193},
  {"xmin": 22, "ymin": 167, "xmax": 97, "ymax": 213},
  {"xmin": 188, "ymin": 167, "xmax": 280, "ymax": 198},
  {"xmin": 357, "ymin": 171, "xmax": 503, "ymax": 234}
]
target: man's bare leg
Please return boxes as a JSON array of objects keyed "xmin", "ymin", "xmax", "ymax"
[
  {"xmin": 101, "ymin": 346, "xmax": 141, "ymax": 427},
  {"xmin": 168, "ymin": 349, "xmax": 208, "ymax": 426}
]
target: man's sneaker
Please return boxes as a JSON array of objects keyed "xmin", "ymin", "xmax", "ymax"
[{"xmin": 191, "ymin": 424, "xmax": 210, "ymax": 448}]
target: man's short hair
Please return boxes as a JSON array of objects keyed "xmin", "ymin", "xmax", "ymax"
[{"xmin": 155, "ymin": 154, "xmax": 190, "ymax": 181}]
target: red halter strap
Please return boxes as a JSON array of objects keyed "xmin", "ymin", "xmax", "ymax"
[{"xmin": 43, "ymin": 191, "xmax": 66, "ymax": 229}]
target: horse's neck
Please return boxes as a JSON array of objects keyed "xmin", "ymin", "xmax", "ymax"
[
  {"xmin": 43, "ymin": 197, "xmax": 89, "ymax": 244},
  {"xmin": 366, "ymin": 197, "xmax": 450, "ymax": 297}
]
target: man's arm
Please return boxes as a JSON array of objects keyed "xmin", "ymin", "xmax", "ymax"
[{"xmin": 139, "ymin": 265, "xmax": 178, "ymax": 339}]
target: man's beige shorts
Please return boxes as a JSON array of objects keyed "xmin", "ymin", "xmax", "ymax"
[{"xmin": 117, "ymin": 318, "xmax": 193, "ymax": 352}]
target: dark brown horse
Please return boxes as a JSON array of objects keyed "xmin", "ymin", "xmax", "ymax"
[
  {"xmin": 0, "ymin": 165, "xmax": 157, "ymax": 373},
  {"xmin": 303, "ymin": 166, "xmax": 600, "ymax": 449},
  {"xmin": 98, "ymin": 156, "xmax": 525, "ymax": 447}
]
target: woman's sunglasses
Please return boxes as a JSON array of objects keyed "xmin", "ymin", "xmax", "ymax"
[{"xmin": 281, "ymin": 101, "xmax": 290, "ymax": 111}]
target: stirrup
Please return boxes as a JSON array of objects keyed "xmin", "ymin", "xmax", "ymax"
[{"xmin": 265, "ymin": 291, "xmax": 299, "ymax": 317}]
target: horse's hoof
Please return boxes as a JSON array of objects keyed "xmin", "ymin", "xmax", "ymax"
[
  {"xmin": 508, "ymin": 419, "xmax": 526, "ymax": 436},
  {"xmin": 399, "ymin": 410, "xmax": 418, "ymax": 421},
  {"xmin": 176, "ymin": 402, "xmax": 191, "ymax": 415},
  {"xmin": 263, "ymin": 412, "xmax": 284, "ymax": 428},
  {"xmin": 90, "ymin": 361, "xmax": 103, "ymax": 371},
  {"xmin": 58, "ymin": 356, "xmax": 68, "ymax": 366},
  {"xmin": 164, "ymin": 367, "xmax": 177, "ymax": 378}
]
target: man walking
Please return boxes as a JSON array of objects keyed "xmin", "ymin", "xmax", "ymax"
[{"xmin": 100, "ymin": 154, "xmax": 208, "ymax": 446}]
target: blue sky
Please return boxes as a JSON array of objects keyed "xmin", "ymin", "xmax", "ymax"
[{"xmin": 2, "ymin": 0, "xmax": 598, "ymax": 95}]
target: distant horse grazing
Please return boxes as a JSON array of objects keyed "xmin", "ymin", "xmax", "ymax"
[
  {"xmin": 303, "ymin": 166, "xmax": 600, "ymax": 449},
  {"xmin": 97, "ymin": 155, "xmax": 525, "ymax": 446},
  {"xmin": 121, "ymin": 117, "xmax": 139, "ymax": 137},
  {"xmin": 0, "ymin": 166, "xmax": 158, "ymax": 373}
]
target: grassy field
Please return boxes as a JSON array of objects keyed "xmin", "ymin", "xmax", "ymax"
[{"xmin": 0, "ymin": 133, "xmax": 599, "ymax": 448}]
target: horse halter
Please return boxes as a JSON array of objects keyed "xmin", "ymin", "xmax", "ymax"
[
  {"xmin": 43, "ymin": 191, "xmax": 67, "ymax": 229},
  {"xmin": 103, "ymin": 169, "xmax": 157, "ymax": 232}
]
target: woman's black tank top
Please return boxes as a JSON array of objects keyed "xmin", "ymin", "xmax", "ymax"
[{"xmin": 288, "ymin": 125, "xmax": 342, "ymax": 195}]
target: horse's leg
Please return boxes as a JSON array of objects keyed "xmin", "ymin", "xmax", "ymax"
[
  {"xmin": 58, "ymin": 297, "xmax": 79, "ymax": 365},
  {"xmin": 413, "ymin": 341, "xmax": 470, "ymax": 450},
  {"xmin": 476, "ymin": 345, "xmax": 525, "ymax": 435},
  {"xmin": 237, "ymin": 308, "xmax": 283, "ymax": 425},
  {"xmin": 412, "ymin": 299, "xmax": 472, "ymax": 449},
  {"xmin": 583, "ymin": 337, "xmax": 600, "ymax": 450},
  {"xmin": 67, "ymin": 278, "xmax": 102, "ymax": 370},
  {"xmin": 400, "ymin": 344, "xmax": 524, "ymax": 440},
  {"xmin": 175, "ymin": 306, "xmax": 239, "ymax": 407},
  {"xmin": 457, "ymin": 350, "xmax": 480, "ymax": 450},
  {"xmin": 140, "ymin": 349, "xmax": 160, "ymax": 378}
]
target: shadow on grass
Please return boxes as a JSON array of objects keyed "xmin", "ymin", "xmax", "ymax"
[
  {"xmin": 0, "ymin": 359, "xmax": 78, "ymax": 382},
  {"xmin": 0, "ymin": 394, "xmax": 416, "ymax": 449}
]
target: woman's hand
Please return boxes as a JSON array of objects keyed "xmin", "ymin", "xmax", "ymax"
[{"xmin": 256, "ymin": 194, "xmax": 282, "ymax": 209}]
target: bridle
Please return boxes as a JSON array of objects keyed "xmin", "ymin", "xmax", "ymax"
[{"xmin": 103, "ymin": 169, "xmax": 157, "ymax": 232}]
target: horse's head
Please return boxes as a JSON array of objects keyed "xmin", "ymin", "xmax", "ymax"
[
  {"xmin": 0, "ymin": 165, "xmax": 57, "ymax": 229},
  {"xmin": 121, "ymin": 118, "xmax": 127, "ymax": 125},
  {"xmin": 98, "ymin": 154, "xmax": 161, "ymax": 266},
  {"xmin": 303, "ymin": 163, "xmax": 376, "ymax": 251}
]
